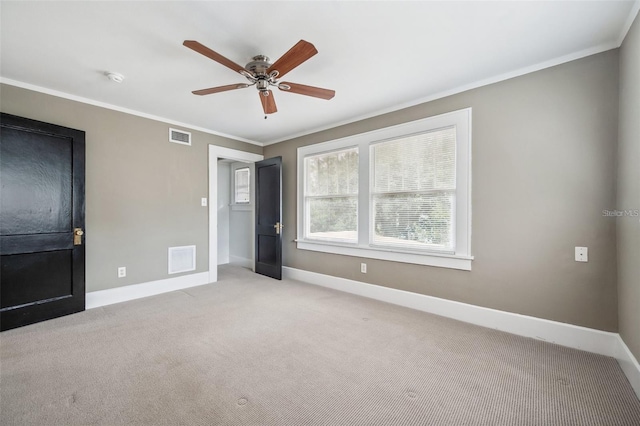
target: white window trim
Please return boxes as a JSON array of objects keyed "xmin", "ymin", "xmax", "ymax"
[
  {"xmin": 296, "ymin": 108, "xmax": 473, "ymax": 271},
  {"xmin": 230, "ymin": 163, "xmax": 253, "ymax": 210}
]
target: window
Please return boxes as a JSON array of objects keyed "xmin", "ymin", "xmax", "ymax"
[
  {"xmin": 297, "ymin": 108, "xmax": 472, "ymax": 270},
  {"xmin": 304, "ymin": 148, "xmax": 359, "ymax": 243},
  {"xmin": 234, "ymin": 167, "xmax": 250, "ymax": 204},
  {"xmin": 371, "ymin": 127, "xmax": 456, "ymax": 253}
]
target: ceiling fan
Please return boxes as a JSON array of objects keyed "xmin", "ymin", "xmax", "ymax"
[{"xmin": 183, "ymin": 39, "xmax": 335, "ymax": 115}]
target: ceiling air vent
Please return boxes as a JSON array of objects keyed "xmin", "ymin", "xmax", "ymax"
[{"xmin": 169, "ymin": 128, "xmax": 191, "ymax": 146}]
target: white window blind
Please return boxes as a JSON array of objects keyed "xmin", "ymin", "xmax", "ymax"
[
  {"xmin": 234, "ymin": 168, "xmax": 250, "ymax": 204},
  {"xmin": 371, "ymin": 127, "xmax": 456, "ymax": 253},
  {"xmin": 304, "ymin": 147, "xmax": 359, "ymax": 242}
]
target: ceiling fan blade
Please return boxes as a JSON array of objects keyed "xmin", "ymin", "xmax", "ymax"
[
  {"xmin": 192, "ymin": 84, "xmax": 249, "ymax": 96},
  {"xmin": 279, "ymin": 82, "xmax": 335, "ymax": 100},
  {"xmin": 260, "ymin": 90, "xmax": 278, "ymax": 114},
  {"xmin": 183, "ymin": 40, "xmax": 249, "ymax": 75},
  {"xmin": 267, "ymin": 40, "xmax": 318, "ymax": 78}
]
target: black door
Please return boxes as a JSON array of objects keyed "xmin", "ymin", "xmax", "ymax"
[
  {"xmin": 1, "ymin": 113, "xmax": 86, "ymax": 331},
  {"xmin": 255, "ymin": 157, "xmax": 282, "ymax": 280}
]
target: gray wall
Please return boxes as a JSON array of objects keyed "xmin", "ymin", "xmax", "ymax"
[
  {"xmin": 217, "ymin": 161, "xmax": 231, "ymax": 265},
  {"xmin": 264, "ymin": 50, "xmax": 620, "ymax": 332},
  {"xmin": 0, "ymin": 83, "xmax": 262, "ymax": 292},
  {"xmin": 617, "ymin": 14, "xmax": 640, "ymax": 360}
]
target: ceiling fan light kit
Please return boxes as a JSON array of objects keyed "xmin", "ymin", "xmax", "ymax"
[{"xmin": 183, "ymin": 39, "xmax": 335, "ymax": 115}]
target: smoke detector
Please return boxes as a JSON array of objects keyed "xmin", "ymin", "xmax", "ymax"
[{"xmin": 105, "ymin": 72, "xmax": 124, "ymax": 83}]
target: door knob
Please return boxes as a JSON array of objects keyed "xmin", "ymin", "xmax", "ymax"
[
  {"xmin": 74, "ymin": 228, "xmax": 84, "ymax": 245},
  {"xmin": 274, "ymin": 222, "xmax": 284, "ymax": 235}
]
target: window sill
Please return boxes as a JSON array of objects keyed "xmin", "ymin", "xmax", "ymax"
[
  {"xmin": 296, "ymin": 239, "xmax": 473, "ymax": 271},
  {"xmin": 230, "ymin": 204, "xmax": 252, "ymax": 211}
]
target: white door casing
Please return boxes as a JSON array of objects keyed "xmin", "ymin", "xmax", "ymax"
[{"xmin": 208, "ymin": 145, "xmax": 263, "ymax": 283}]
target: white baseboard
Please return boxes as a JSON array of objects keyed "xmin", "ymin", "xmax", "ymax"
[
  {"xmin": 86, "ymin": 272, "xmax": 210, "ymax": 309},
  {"xmin": 615, "ymin": 335, "xmax": 640, "ymax": 399},
  {"xmin": 283, "ymin": 266, "xmax": 640, "ymax": 398}
]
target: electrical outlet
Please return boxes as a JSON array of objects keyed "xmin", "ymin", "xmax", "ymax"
[
  {"xmin": 201, "ymin": 198, "xmax": 207, "ymax": 207},
  {"xmin": 361, "ymin": 263, "xmax": 367, "ymax": 273},
  {"xmin": 575, "ymin": 247, "xmax": 588, "ymax": 262},
  {"xmin": 118, "ymin": 266, "xmax": 126, "ymax": 278}
]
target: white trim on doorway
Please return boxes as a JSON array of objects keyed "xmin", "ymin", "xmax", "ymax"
[{"xmin": 208, "ymin": 145, "xmax": 263, "ymax": 283}]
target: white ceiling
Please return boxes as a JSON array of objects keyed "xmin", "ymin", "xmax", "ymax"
[{"xmin": 1, "ymin": 1, "xmax": 637, "ymax": 146}]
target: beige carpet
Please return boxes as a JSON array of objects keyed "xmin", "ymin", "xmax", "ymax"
[{"xmin": 1, "ymin": 265, "xmax": 639, "ymax": 425}]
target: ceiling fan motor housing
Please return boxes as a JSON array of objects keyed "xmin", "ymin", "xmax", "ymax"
[
  {"xmin": 245, "ymin": 55, "xmax": 271, "ymax": 76},
  {"xmin": 246, "ymin": 55, "xmax": 277, "ymax": 94}
]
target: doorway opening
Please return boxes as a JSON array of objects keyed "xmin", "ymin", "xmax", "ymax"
[
  {"xmin": 217, "ymin": 159, "xmax": 255, "ymax": 269},
  {"xmin": 208, "ymin": 145, "xmax": 263, "ymax": 283}
]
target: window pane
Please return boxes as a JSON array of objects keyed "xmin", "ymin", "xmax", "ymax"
[
  {"xmin": 305, "ymin": 148, "xmax": 358, "ymax": 196},
  {"xmin": 305, "ymin": 147, "xmax": 358, "ymax": 242},
  {"xmin": 308, "ymin": 196, "xmax": 357, "ymax": 242},
  {"xmin": 371, "ymin": 127, "xmax": 456, "ymax": 253},
  {"xmin": 235, "ymin": 168, "xmax": 250, "ymax": 203},
  {"xmin": 372, "ymin": 127, "xmax": 456, "ymax": 193},
  {"xmin": 372, "ymin": 192, "xmax": 454, "ymax": 251}
]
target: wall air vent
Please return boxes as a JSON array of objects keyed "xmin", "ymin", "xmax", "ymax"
[
  {"xmin": 169, "ymin": 128, "xmax": 191, "ymax": 146},
  {"xmin": 168, "ymin": 245, "xmax": 196, "ymax": 274}
]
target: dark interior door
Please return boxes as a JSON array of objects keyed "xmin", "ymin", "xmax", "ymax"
[
  {"xmin": 1, "ymin": 113, "xmax": 86, "ymax": 331},
  {"xmin": 255, "ymin": 157, "xmax": 282, "ymax": 280}
]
